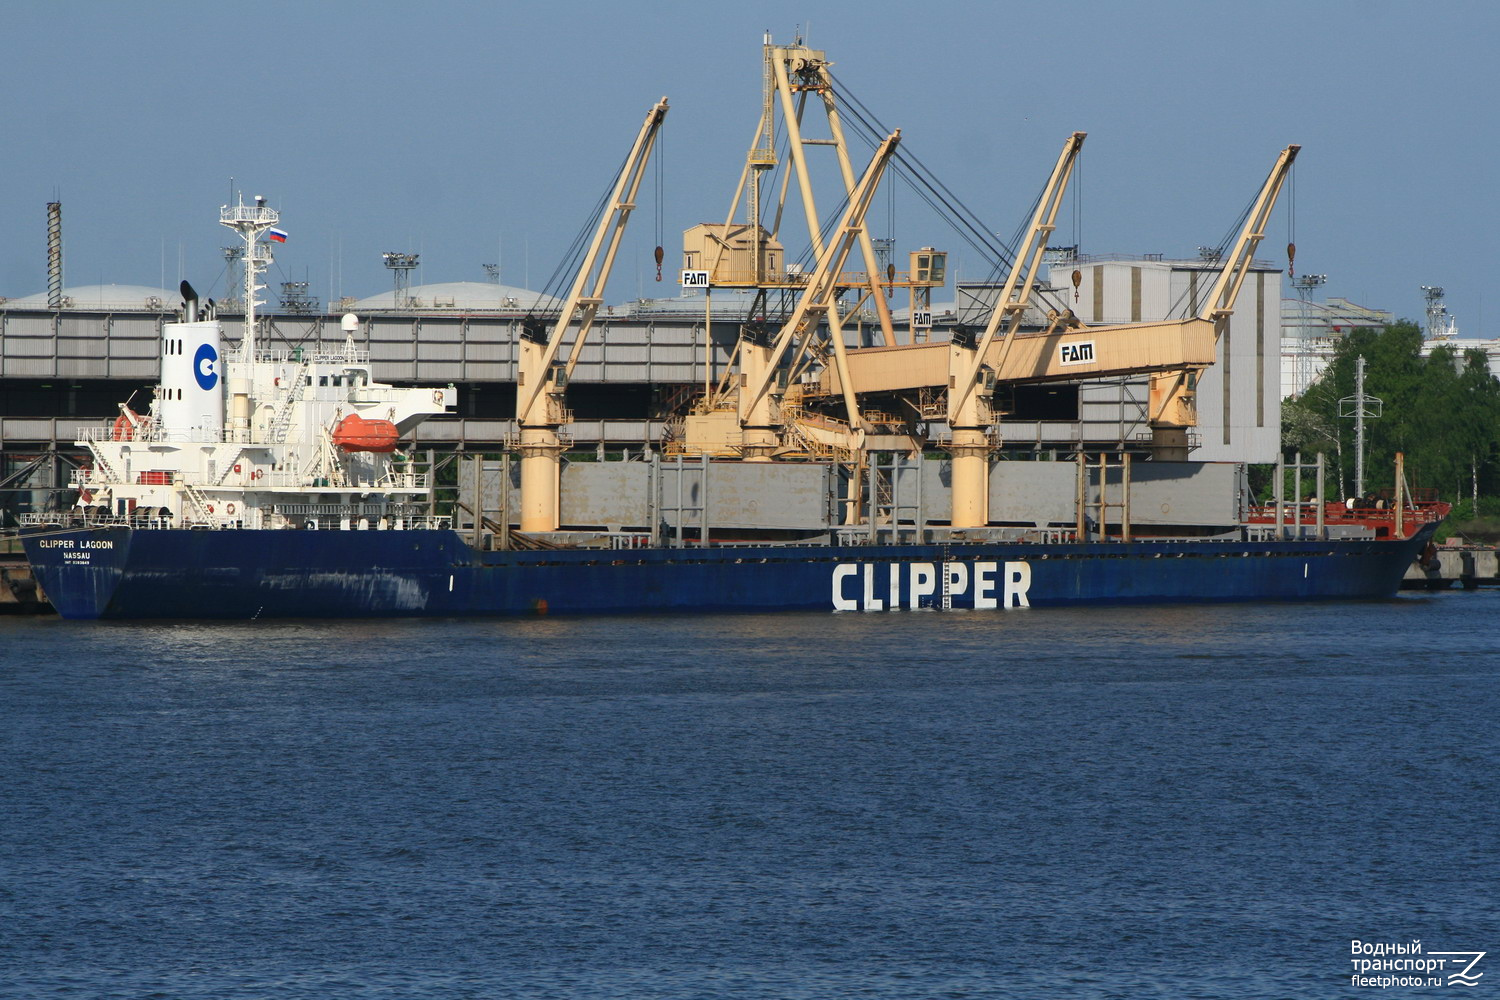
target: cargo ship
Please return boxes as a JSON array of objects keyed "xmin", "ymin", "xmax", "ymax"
[
  {"xmin": 15, "ymin": 50, "xmax": 1449, "ymax": 618},
  {"xmin": 14, "ymin": 239, "xmax": 1445, "ymax": 620},
  {"xmin": 14, "ymin": 266, "xmax": 1445, "ymax": 619}
]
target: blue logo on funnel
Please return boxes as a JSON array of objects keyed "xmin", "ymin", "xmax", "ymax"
[{"xmin": 193, "ymin": 343, "xmax": 219, "ymax": 391}]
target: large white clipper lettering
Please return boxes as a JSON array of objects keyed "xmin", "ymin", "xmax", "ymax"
[{"xmin": 832, "ymin": 560, "xmax": 1032, "ymax": 611}]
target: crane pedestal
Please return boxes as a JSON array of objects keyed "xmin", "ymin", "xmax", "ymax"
[
  {"xmin": 740, "ymin": 427, "xmax": 779, "ymax": 461},
  {"xmin": 1149, "ymin": 427, "xmax": 1191, "ymax": 462},
  {"xmin": 949, "ymin": 427, "xmax": 992, "ymax": 528},
  {"xmin": 1148, "ymin": 371, "xmax": 1197, "ymax": 462},
  {"xmin": 519, "ymin": 425, "xmax": 564, "ymax": 532}
]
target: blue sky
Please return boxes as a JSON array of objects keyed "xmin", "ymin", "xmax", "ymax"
[{"xmin": 2, "ymin": 0, "xmax": 1494, "ymax": 334}]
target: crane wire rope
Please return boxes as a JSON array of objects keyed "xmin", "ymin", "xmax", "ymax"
[
  {"xmin": 536, "ymin": 153, "xmax": 631, "ymax": 310},
  {"xmin": 827, "ymin": 72, "xmax": 1074, "ymax": 318}
]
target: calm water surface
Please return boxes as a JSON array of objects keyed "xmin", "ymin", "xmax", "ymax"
[{"xmin": 3, "ymin": 593, "xmax": 1498, "ymax": 998}]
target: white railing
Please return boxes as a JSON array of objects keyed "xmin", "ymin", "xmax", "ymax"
[
  {"xmin": 78, "ymin": 425, "xmax": 125, "ymax": 443},
  {"xmin": 19, "ymin": 510, "xmax": 452, "ymax": 532},
  {"xmin": 64, "ymin": 466, "xmax": 430, "ymax": 492},
  {"xmin": 79, "ymin": 424, "xmax": 236, "ymax": 445},
  {"xmin": 221, "ymin": 204, "xmax": 279, "ymax": 224},
  {"xmin": 375, "ymin": 470, "xmax": 431, "ymax": 490},
  {"xmin": 251, "ymin": 347, "xmax": 370, "ymax": 365},
  {"xmin": 347, "ymin": 386, "xmax": 423, "ymax": 404}
]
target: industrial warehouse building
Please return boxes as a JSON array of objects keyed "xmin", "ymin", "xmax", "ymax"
[{"xmin": 0, "ymin": 257, "xmax": 1286, "ymax": 515}]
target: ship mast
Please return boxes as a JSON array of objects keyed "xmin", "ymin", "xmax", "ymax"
[{"xmin": 219, "ymin": 193, "xmax": 279, "ymax": 359}]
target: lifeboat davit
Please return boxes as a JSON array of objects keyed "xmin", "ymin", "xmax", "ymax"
[{"xmin": 332, "ymin": 414, "xmax": 400, "ymax": 453}]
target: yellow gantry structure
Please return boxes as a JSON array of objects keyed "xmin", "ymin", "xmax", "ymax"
[
  {"xmin": 692, "ymin": 36, "xmax": 944, "ymax": 346},
  {"xmin": 680, "ymin": 130, "xmax": 904, "ymax": 461},
  {"xmin": 944, "ymin": 131, "xmax": 1087, "ymax": 527},
  {"xmin": 736, "ymin": 130, "xmax": 903, "ymax": 459}
]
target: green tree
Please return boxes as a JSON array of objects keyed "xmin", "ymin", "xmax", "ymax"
[{"xmin": 1289, "ymin": 321, "xmax": 1500, "ymax": 502}]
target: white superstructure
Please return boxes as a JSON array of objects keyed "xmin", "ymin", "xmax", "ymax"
[{"xmin": 67, "ymin": 200, "xmax": 453, "ymax": 530}]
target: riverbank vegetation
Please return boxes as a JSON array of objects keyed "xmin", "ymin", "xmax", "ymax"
[{"xmin": 1280, "ymin": 320, "xmax": 1500, "ymax": 538}]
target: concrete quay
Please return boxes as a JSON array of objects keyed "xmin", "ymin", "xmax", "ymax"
[
  {"xmin": 0, "ymin": 555, "xmax": 47, "ymax": 612},
  {"xmin": 1404, "ymin": 545, "xmax": 1500, "ymax": 590}
]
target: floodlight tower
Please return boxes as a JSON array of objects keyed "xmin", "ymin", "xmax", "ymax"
[
  {"xmin": 46, "ymin": 201, "xmax": 63, "ymax": 310},
  {"xmin": 383, "ymin": 252, "xmax": 420, "ymax": 309},
  {"xmin": 1422, "ymin": 285, "xmax": 1457, "ymax": 340},
  {"xmin": 220, "ymin": 194, "xmax": 279, "ymax": 357},
  {"xmin": 1292, "ymin": 273, "xmax": 1327, "ymax": 397},
  {"xmin": 279, "ymin": 281, "xmax": 317, "ymax": 314}
]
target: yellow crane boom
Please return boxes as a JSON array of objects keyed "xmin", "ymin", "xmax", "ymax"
[
  {"xmin": 816, "ymin": 144, "xmax": 1301, "ymax": 465},
  {"xmin": 516, "ymin": 97, "xmax": 669, "ymax": 532},
  {"xmin": 945, "ymin": 131, "xmax": 1086, "ymax": 527}
]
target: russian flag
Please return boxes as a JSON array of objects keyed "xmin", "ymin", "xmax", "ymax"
[{"xmin": 268, "ymin": 228, "xmax": 288, "ymax": 244}]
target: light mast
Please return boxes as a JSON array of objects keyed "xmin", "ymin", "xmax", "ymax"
[
  {"xmin": 1422, "ymin": 285, "xmax": 1458, "ymax": 341},
  {"xmin": 219, "ymin": 194, "xmax": 280, "ymax": 359}
]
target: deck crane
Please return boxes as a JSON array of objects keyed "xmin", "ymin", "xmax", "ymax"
[
  {"xmin": 947, "ymin": 131, "xmax": 1085, "ymax": 527},
  {"xmin": 816, "ymin": 143, "xmax": 1301, "ymax": 513},
  {"xmin": 515, "ymin": 97, "xmax": 669, "ymax": 532},
  {"xmin": 1146, "ymin": 142, "xmax": 1299, "ymax": 459}
]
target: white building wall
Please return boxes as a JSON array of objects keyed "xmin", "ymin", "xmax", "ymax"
[{"xmin": 1057, "ymin": 258, "xmax": 1283, "ymax": 463}]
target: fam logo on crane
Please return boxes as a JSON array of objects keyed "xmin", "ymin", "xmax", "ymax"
[{"xmin": 1058, "ymin": 340, "xmax": 1095, "ymax": 366}]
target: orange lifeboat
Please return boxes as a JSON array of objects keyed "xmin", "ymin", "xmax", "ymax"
[{"xmin": 331, "ymin": 414, "xmax": 400, "ymax": 453}]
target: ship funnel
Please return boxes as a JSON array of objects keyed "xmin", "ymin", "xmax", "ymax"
[
  {"xmin": 159, "ymin": 281, "xmax": 223, "ymax": 434},
  {"xmin": 180, "ymin": 280, "xmax": 199, "ymax": 321}
]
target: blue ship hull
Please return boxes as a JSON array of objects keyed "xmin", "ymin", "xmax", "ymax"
[{"xmin": 21, "ymin": 525, "xmax": 1438, "ymax": 620}]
